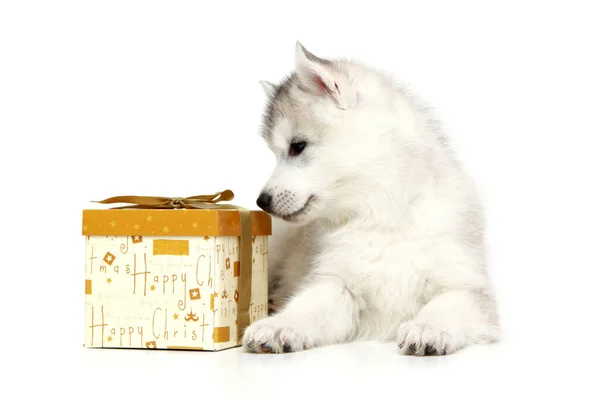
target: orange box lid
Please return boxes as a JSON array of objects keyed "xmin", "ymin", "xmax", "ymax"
[{"xmin": 82, "ymin": 208, "xmax": 271, "ymax": 237}]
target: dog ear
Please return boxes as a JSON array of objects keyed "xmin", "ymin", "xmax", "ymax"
[
  {"xmin": 294, "ymin": 41, "xmax": 348, "ymax": 109},
  {"xmin": 259, "ymin": 80, "xmax": 277, "ymax": 98}
]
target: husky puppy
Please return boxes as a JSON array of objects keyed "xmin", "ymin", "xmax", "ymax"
[{"xmin": 243, "ymin": 42, "xmax": 501, "ymax": 356}]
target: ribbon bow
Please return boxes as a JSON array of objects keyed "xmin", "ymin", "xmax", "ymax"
[{"xmin": 92, "ymin": 189, "xmax": 236, "ymax": 209}]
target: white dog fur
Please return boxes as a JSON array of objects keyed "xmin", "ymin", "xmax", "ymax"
[{"xmin": 242, "ymin": 42, "xmax": 501, "ymax": 356}]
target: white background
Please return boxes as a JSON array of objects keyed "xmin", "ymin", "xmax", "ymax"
[{"xmin": 1, "ymin": 1, "xmax": 599, "ymax": 398}]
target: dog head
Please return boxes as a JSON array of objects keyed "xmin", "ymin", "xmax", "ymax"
[{"xmin": 255, "ymin": 42, "xmax": 389, "ymax": 225}]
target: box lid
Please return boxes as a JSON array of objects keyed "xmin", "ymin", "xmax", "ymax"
[{"xmin": 82, "ymin": 208, "xmax": 271, "ymax": 237}]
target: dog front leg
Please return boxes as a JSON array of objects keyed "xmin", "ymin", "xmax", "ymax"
[
  {"xmin": 397, "ymin": 289, "xmax": 501, "ymax": 356},
  {"xmin": 242, "ymin": 278, "xmax": 360, "ymax": 353}
]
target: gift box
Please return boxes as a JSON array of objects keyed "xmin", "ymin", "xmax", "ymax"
[{"xmin": 81, "ymin": 190, "xmax": 271, "ymax": 351}]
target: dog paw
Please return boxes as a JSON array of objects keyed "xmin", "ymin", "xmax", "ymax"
[
  {"xmin": 242, "ymin": 317, "xmax": 306, "ymax": 353},
  {"xmin": 397, "ymin": 322, "xmax": 454, "ymax": 356}
]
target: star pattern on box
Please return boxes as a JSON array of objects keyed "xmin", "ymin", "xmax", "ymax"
[
  {"xmin": 203, "ymin": 236, "xmax": 209, "ymax": 241},
  {"xmin": 150, "ymin": 285, "xmax": 156, "ymax": 291},
  {"xmin": 133, "ymin": 224, "xmax": 140, "ymax": 231},
  {"xmin": 226, "ymin": 258, "xmax": 231, "ymax": 269},
  {"xmin": 146, "ymin": 341, "xmax": 157, "ymax": 349},
  {"xmin": 107, "ymin": 336, "xmax": 113, "ymax": 342},
  {"xmin": 162, "ymin": 226, "xmax": 170, "ymax": 234},
  {"xmin": 106, "ymin": 277, "xmax": 112, "ymax": 284},
  {"xmin": 173, "ymin": 313, "xmax": 179, "ymax": 320},
  {"xmin": 189, "ymin": 288, "xmax": 200, "ymax": 300},
  {"xmin": 131, "ymin": 235, "xmax": 143, "ymax": 243},
  {"xmin": 110, "ymin": 220, "xmax": 117, "ymax": 227},
  {"xmin": 103, "ymin": 252, "xmax": 115, "ymax": 265},
  {"xmin": 146, "ymin": 215, "xmax": 153, "ymax": 222}
]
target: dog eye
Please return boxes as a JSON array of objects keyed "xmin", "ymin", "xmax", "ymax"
[{"xmin": 289, "ymin": 141, "xmax": 307, "ymax": 156}]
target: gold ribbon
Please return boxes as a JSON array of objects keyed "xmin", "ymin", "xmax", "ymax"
[
  {"xmin": 93, "ymin": 190, "xmax": 252, "ymax": 343},
  {"xmin": 92, "ymin": 190, "xmax": 236, "ymax": 209}
]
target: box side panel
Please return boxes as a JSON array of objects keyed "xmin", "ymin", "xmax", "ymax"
[
  {"xmin": 213, "ymin": 235, "xmax": 269, "ymax": 351},
  {"xmin": 84, "ymin": 237, "xmax": 94, "ymax": 347},
  {"xmin": 84, "ymin": 235, "xmax": 221, "ymax": 350},
  {"xmin": 211, "ymin": 236, "xmax": 239, "ymax": 350},
  {"xmin": 252, "ymin": 235, "xmax": 269, "ymax": 323}
]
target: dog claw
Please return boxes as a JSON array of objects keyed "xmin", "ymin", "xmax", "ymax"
[{"xmin": 260, "ymin": 343, "xmax": 272, "ymax": 353}]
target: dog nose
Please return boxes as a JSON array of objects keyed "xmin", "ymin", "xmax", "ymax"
[{"xmin": 256, "ymin": 193, "xmax": 272, "ymax": 211}]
